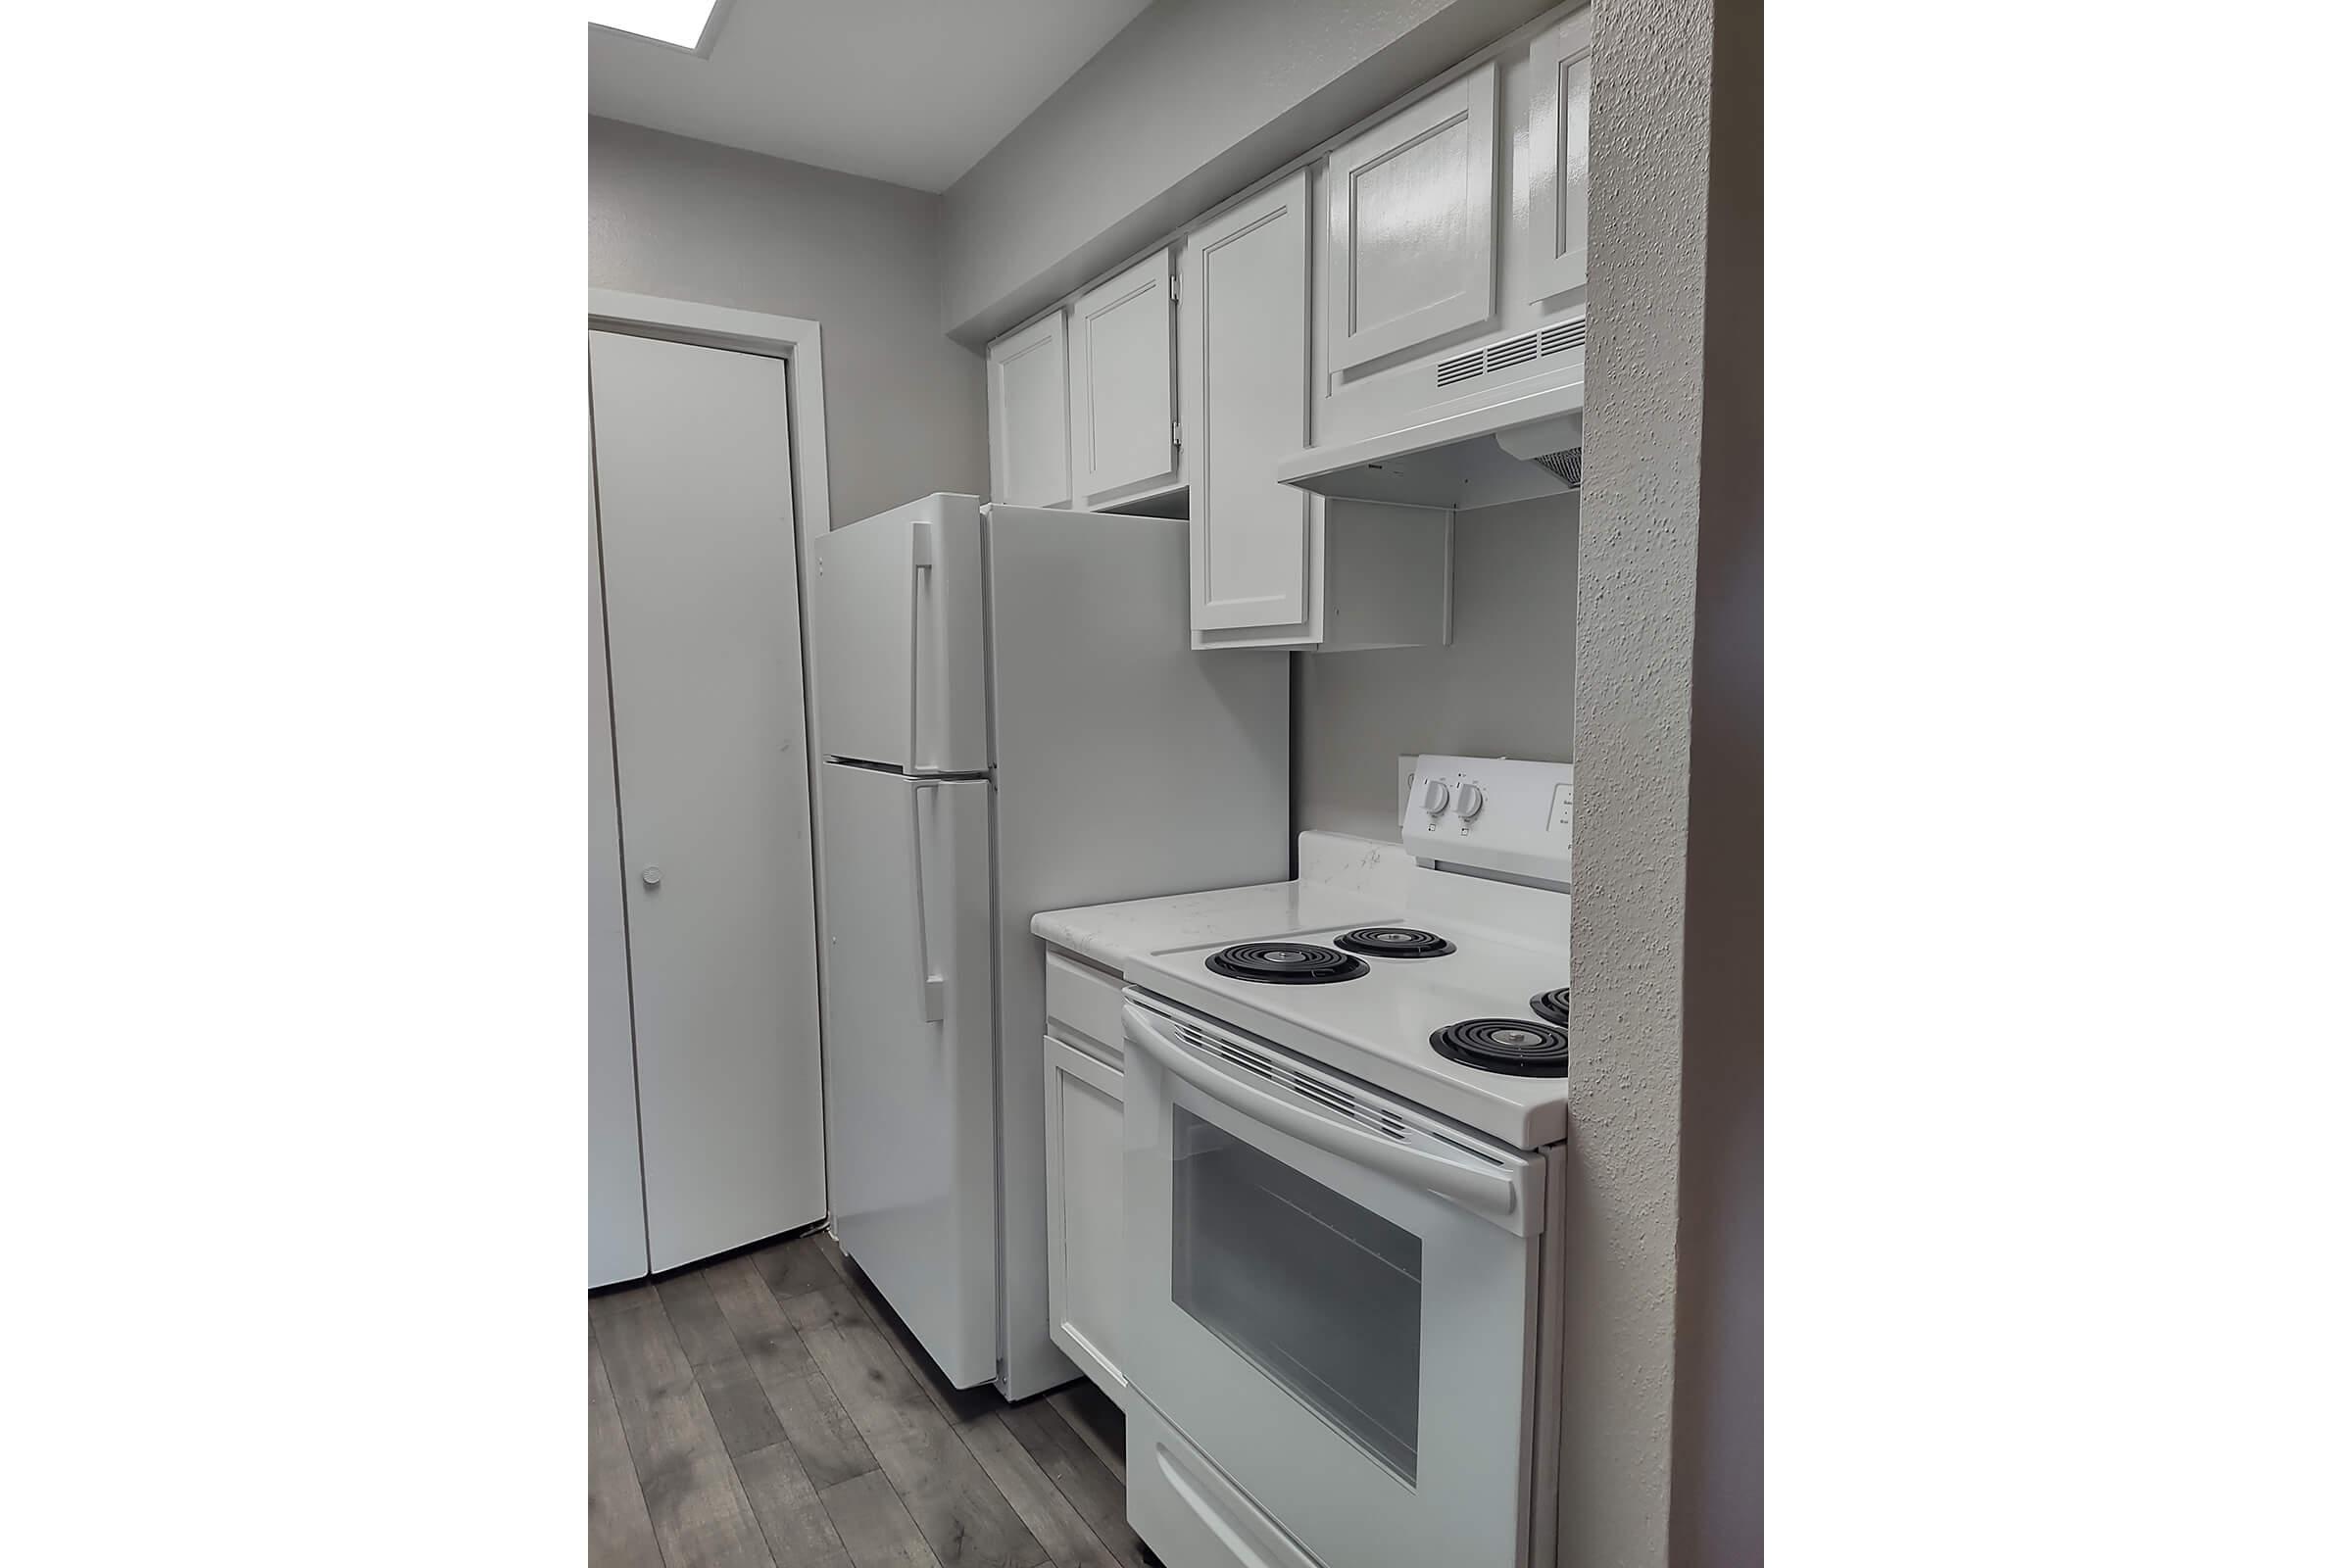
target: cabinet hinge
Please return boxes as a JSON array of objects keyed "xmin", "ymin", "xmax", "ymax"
[
  {"xmin": 1172, "ymin": 420, "xmax": 1183, "ymax": 449},
  {"xmin": 1168, "ymin": 271, "xmax": 1178, "ymax": 302}
]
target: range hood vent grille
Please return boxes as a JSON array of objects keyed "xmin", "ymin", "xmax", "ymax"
[
  {"xmin": 1487, "ymin": 333, "xmax": 1540, "ymax": 371},
  {"xmin": 1435, "ymin": 348, "xmax": 1487, "ymax": 388},
  {"xmin": 1534, "ymin": 447, "xmax": 1583, "ymax": 489},
  {"xmin": 1539, "ymin": 318, "xmax": 1587, "ymax": 356},
  {"xmin": 1434, "ymin": 316, "xmax": 1589, "ymax": 393}
]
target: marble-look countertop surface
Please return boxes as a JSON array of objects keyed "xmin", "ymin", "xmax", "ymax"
[{"xmin": 1032, "ymin": 831, "xmax": 1413, "ymax": 975}]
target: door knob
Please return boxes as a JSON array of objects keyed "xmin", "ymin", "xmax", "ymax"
[{"xmin": 641, "ymin": 866, "xmax": 662, "ymax": 887}]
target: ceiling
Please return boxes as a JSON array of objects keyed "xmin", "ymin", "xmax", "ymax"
[{"xmin": 590, "ymin": 0, "xmax": 1154, "ymax": 193}]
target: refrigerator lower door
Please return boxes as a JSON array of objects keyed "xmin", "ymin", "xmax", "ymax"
[
  {"xmin": 812, "ymin": 493, "xmax": 989, "ymax": 774},
  {"xmin": 818, "ymin": 761, "xmax": 1000, "ymax": 1387}
]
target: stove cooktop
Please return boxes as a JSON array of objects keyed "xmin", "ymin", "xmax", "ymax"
[{"xmin": 1130, "ymin": 916, "xmax": 1575, "ymax": 1150}]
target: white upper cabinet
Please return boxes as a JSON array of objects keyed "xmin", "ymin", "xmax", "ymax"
[
  {"xmin": 1523, "ymin": 11, "xmax": 1593, "ymax": 303},
  {"xmin": 1310, "ymin": 15, "xmax": 1590, "ymax": 458},
  {"xmin": 988, "ymin": 310, "xmax": 1072, "ymax": 508},
  {"xmin": 1182, "ymin": 170, "xmax": 1450, "ymax": 653},
  {"xmin": 1070, "ymin": 248, "xmax": 1180, "ymax": 507},
  {"xmin": 1326, "ymin": 61, "xmax": 1498, "ymax": 372},
  {"xmin": 1185, "ymin": 171, "xmax": 1311, "ymax": 636}
]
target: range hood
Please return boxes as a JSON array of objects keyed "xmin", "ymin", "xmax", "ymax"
[{"xmin": 1275, "ymin": 379, "xmax": 1585, "ymax": 511}]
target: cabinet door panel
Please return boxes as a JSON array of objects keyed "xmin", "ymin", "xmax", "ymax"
[
  {"xmin": 1185, "ymin": 171, "xmax": 1312, "ymax": 634},
  {"xmin": 1071, "ymin": 249, "xmax": 1177, "ymax": 502},
  {"xmin": 1524, "ymin": 13, "xmax": 1594, "ymax": 303},
  {"xmin": 1044, "ymin": 1035, "xmax": 1128, "ymax": 1401},
  {"xmin": 1328, "ymin": 62, "xmax": 1497, "ymax": 371},
  {"xmin": 988, "ymin": 312, "xmax": 1071, "ymax": 507}
]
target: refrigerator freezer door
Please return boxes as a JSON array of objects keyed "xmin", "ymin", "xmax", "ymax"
[
  {"xmin": 813, "ymin": 493, "xmax": 990, "ymax": 774},
  {"xmin": 817, "ymin": 761, "xmax": 1000, "ymax": 1387}
]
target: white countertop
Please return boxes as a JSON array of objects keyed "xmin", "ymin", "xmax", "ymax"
[{"xmin": 1030, "ymin": 831, "xmax": 1414, "ymax": 972}]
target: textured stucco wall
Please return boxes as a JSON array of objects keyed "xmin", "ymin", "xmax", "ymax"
[
  {"xmin": 939, "ymin": 0, "xmax": 1557, "ymax": 345},
  {"xmin": 1559, "ymin": 0, "xmax": 1746, "ymax": 1559},
  {"xmin": 589, "ymin": 118, "xmax": 989, "ymax": 528},
  {"xmin": 1293, "ymin": 493, "xmax": 1579, "ymax": 840},
  {"xmin": 1665, "ymin": 0, "xmax": 1763, "ymax": 1554}
]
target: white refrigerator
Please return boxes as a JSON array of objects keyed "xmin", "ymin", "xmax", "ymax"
[{"xmin": 813, "ymin": 494, "xmax": 1289, "ymax": 1399}]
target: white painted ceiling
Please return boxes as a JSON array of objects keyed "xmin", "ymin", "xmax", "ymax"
[{"xmin": 590, "ymin": 0, "xmax": 1153, "ymax": 193}]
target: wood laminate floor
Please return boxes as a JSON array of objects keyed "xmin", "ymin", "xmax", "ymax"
[{"xmin": 591, "ymin": 1229, "xmax": 1145, "ymax": 1568}]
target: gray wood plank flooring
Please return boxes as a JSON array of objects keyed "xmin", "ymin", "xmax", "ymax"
[{"xmin": 591, "ymin": 1231, "xmax": 1140, "ymax": 1568}]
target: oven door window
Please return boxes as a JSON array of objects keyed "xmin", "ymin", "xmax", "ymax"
[{"xmin": 1170, "ymin": 1106, "xmax": 1423, "ymax": 1483}]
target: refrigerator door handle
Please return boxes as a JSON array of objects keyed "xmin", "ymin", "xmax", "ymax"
[
  {"xmin": 907, "ymin": 779, "xmax": 946, "ymax": 1022},
  {"xmin": 906, "ymin": 519, "xmax": 934, "ymax": 770}
]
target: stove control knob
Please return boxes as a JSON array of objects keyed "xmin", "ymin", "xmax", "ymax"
[
  {"xmin": 1419, "ymin": 778, "xmax": 1451, "ymax": 816},
  {"xmin": 1455, "ymin": 783, "xmax": 1486, "ymax": 821}
]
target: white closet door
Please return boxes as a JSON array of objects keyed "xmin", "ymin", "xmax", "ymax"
[
  {"xmin": 588, "ymin": 438, "xmax": 648, "ymax": 1289},
  {"xmin": 589, "ymin": 328, "xmax": 826, "ymax": 1273}
]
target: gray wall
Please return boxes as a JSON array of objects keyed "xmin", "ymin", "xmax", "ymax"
[
  {"xmin": 1293, "ymin": 494, "xmax": 1577, "ymax": 841},
  {"xmin": 590, "ymin": 117, "xmax": 988, "ymax": 529},
  {"xmin": 939, "ymin": 0, "xmax": 1557, "ymax": 345}
]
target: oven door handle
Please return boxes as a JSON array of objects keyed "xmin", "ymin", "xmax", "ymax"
[{"xmin": 1123, "ymin": 1004, "xmax": 1517, "ymax": 1220}]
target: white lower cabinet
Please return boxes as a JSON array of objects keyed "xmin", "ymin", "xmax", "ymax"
[{"xmin": 1043, "ymin": 1033, "xmax": 1128, "ymax": 1403}]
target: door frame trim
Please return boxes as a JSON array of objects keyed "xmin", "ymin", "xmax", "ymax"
[
  {"xmin": 588, "ymin": 289, "xmax": 833, "ymax": 543},
  {"xmin": 587, "ymin": 288, "xmax": 839, "ymax": 1236}
]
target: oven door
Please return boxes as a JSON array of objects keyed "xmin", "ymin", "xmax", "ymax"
[{"xmin": 1121, "ymin": 993, "xmax": 1547, "ymax": 1568}]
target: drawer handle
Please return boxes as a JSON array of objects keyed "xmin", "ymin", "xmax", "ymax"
[{"xmin": 1158, "ymin": 1447, "xmax": 1296, "ymax": 1568}]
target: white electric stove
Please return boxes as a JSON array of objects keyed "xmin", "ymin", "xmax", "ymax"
[
  {"xmin": 1107, "ymin": 755, "xmax": 1578, "ymax": 1568},
  {"xmin": 1128, "ymin": 904, "xmax": 1572, "ymax": 1151}
]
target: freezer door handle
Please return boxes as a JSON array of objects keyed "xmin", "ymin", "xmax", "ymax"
[
  {"xmin": 1122, "ymin": 1004, "xmax": 1517, "ymax": 1219},
  {"xmin": 906, "ymin": 519, "xmax": 933, "ymax": 770},
  {"xmin": 907, "ymin": 780, "xmax": 946, "ymax": 1022}
]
